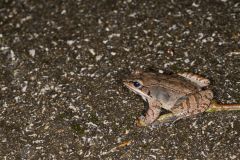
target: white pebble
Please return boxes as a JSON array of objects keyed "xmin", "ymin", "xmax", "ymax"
[
  {"xmin": 10, "ymin": 50, "xmax": 16, "ymax": 61},
  {"xmin": 67, "ymin": 40, "xmax": 75, "ymax": 46},
  {"xmin": 29, "ymin": 49, "xmax": 35, "ymax": 57},
  {"xmin": 108, "ymin": 33, "xmax": 120, "ymax": 39},
  {"xmin": 22, "ymin": 85, "xmax": 27, "ymax": 92},
  {"xmin": 96, "ymin": 55, "xmax": 103, "ymax": 61},
  {"xmin": 111, "ymin": 52, "xmax": 116, "ymax": 56},
  {"xmin": 89, "ymin": 49, "xmax": 96, "ymax": 55},
  {"xmin": 158, "ymin": 70, "xmax": 164, "ymax": 73},
  {"xmin": 184, "ymin": 59, "xmax": 190, "ymax": 63},
  {"xmin": 61, "ymin": 10, "xmax": 66, "ymax": 15}
]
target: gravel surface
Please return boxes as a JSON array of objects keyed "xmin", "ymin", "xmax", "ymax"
[{"xmin": 1, "ymin": 0, "xmax": 240, "ymax": 159}]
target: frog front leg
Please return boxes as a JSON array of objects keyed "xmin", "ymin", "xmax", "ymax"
[{"xmin": 136, "ymin": 100, "xmax": 162, "ymax": 126}]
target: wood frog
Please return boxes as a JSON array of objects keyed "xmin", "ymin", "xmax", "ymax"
[{"xmin": 123, "ymin": 70, "xmax": 240, "ymax": 126}]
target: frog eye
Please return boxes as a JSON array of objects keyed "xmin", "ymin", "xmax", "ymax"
[{"xmin": 133, "ymin": 81, "xmax": 142, "ymax": 88}]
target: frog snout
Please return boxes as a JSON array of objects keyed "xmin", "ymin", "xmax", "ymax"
[{"xmin": 122, "ymin": 80, "xmax": 128, "ymax": 84}]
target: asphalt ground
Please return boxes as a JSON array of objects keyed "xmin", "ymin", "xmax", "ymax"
[{"xmin": 0, "ymin": 0, "xmax": 240, "ymax": 159}]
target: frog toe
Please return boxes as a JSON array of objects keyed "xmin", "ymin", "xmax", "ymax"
[{"xmin": 135, "ymin": 116, "xmax": 148, "ymax": 127}]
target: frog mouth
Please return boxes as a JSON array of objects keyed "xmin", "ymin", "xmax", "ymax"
[{"xmin": 123, "ymin": 82, "xmax": 152, "ymax": 99}]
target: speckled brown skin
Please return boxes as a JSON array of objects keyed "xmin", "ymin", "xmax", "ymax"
[
  {"xmin": 123, "ymin": 70, "xmax": 240, "ymax": 126},
  {"xmin": 178, "ymin": 72, "xmax": 210, "ymax": 87},
  {"xmin": 171, "ymin": 90, "xmax": 213, "ymax": 117}
]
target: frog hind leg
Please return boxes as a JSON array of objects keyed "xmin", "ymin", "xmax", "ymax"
[
  {"xmin": 171, "ymin": 90, "xmax": 213, "ymax": 119},
  {"xmin": 178, "ymin": 72, "xmax": 210, "ymax": 87},
  {"xmin": 207, "ymin": 100, "xmax": 240, "ymax": 112},
  {"xmin": 154, "ymin": 112, "xmax": 178, "ymax": 126},
  {"xmin": 156, "ymin": 90, "xmax": 213, "ymax": 124}
]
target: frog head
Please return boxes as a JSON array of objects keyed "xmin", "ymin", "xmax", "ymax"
[{"xmin": 123, "ymin": 70, "xmax": 154, "ymax": 101}]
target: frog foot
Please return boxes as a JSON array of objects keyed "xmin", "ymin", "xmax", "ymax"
[
  {"xmin": 157, "ymin": 113, "xmax": 177, "ymax": 123},
  {"xmin": 135, "ymin": 116, "xmax": 148, "ymax": 127}
]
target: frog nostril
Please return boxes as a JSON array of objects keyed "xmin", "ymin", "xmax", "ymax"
[{"xmin": 147, "ymin": 91, "xmax": 151, "ymax": 96}]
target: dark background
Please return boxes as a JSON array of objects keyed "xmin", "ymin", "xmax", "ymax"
[{"xmin": 0, "ymin": 0, "xmax": 240, "ymax": 159}]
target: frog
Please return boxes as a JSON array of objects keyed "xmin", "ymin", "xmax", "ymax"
[{"xmin": 123, "ymin": 69, "xmax": 240, "ymax": 126}]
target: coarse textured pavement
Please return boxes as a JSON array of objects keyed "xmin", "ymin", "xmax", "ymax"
[{"xmin": 0, "ymin": 0, "xmax": 240, "ymax": 159}]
